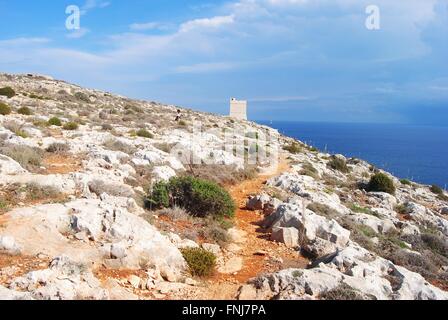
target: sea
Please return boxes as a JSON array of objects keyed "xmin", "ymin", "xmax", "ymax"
[{"xmin": 257, "ymin": 121, "xmax": 448, "ymax": 189}]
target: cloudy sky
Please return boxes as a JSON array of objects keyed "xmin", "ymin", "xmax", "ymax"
[{"xmin": 1, "ymin": 0, "xmax": 447, "ymax": 124}]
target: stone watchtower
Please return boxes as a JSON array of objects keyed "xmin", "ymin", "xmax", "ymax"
[{"xmin": 229, "ymin": 98, "xmax": 247, "ymax": 120}]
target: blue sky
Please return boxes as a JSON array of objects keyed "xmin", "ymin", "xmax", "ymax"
[{"xmin": 1, "ymin": 0, "xmax": 447, "ymax": 124}]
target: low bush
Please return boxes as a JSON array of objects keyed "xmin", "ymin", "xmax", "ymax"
[
  {"xmin": 4, "ymin": 121, "xmax": 28, "ymax": 138},
  {"xmin": 327, "ymin": 156, "xmax": 349, "ymax": 173},
  {"xmin": 17, "ymin": 107, "xmax": 32, "ymax": 115},
  {"xmin": 0, "ymin": 102, "xmax": 12, "ymax": 115},
  {"xmin": 299, "ymin": 162, "xmax": 319, "ymax": 179},
  {"xmin": 283, "ymin": 142, "xmax": 302, "ymax": 154},
  {"xmin": 46, "ymin": 142, "xmax": 70, "ymax": 154},
  {"xmin": 0, "ymin": 87, "xmax": 16, "ymax": 98},
  {"xmin": 367, "ymin": 173, "xmax": 396, "ymax": 195},
  {"xmin": 63, "ymin": 122, "xmax": 79, "ymax": 131},
  {"xmin": 185, "ymin": 164, "xmax": 257, "ymax": 186},
  {"xmin": 101, "ymin": 123, "xmax": 113, "ymax": 131},
  {"xmin": 136, "ymin": 129, "xmax": 154, "ymax": 139},
  {"xmin": 103, "ymin": 138, "xmax": 136, "ymax": 155},
  {"xmin": 48, "ymin": 117, "xmax": 62, "ymax": 126},
  {"xmin": 181, "ymin": 247, "xmax": 216, "ymax": 277},
  {"xmin": 146, "ymin": 176, "xmax": 236, "ymax": 218},
  {"xmin": 400, "ymin": 179, "xmax": 412, "ymax": 186},
  {"xmin": 0, "ymin": 144, "xmax": 43, "ymax": 170},
  {"xmin": 320, "ymin": 284, "xmax": 374, "ymax": 300}
]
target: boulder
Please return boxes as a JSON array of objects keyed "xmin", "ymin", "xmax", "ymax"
[
  {"xmin": 10, "ymin": 256, "xmax": 109, "ymax": 300},
  {"xmin": 0, "ymin": 236, "xmax": 22, "ymax": 255},
  {"xmin": 440, "ymin": 207, "xmax": 448, "ymax": 215},
  {"xmin": 152, "ymin": 166, "xmax": 176, "ymax": 182},
  {"xmin": 0, "ymin": 155, "xmax": 27, "ymax": 175},
  {"xmin": 0, "ymin": 285, "xmax": 33, "ymax": 300},
  {"xmin": 271, "ymin": 227, "xmax": 299, "ymax": 248}
]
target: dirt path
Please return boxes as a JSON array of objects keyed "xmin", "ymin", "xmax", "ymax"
[{"xmin": 194, "ymin": 156, "xmax": 309, "ymax": 300}]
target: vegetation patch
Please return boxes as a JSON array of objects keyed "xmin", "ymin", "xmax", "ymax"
[
  {"xmin": 181, "ymin": 247, "xmax": 216, "ymax": 277},
  {"xmin": 17, "ymin": 107, "xmax": 32, "ymax": 116},
  {"xmin": 320, "ymin": 284, "xmax": 374, "ymax": 300},
  {"xmin": 367, "ymin": 173, "xmax": 396, "ymax": 195},
  {"xmin": 0, "ymin": 87, "xmax": 16, "ymax": 98},
  {"xmin": 46, "ymin": 143, "xmax": 70, "ymax": 154},
  {"xmin": 146, "ymin": 176, "xmax": 236, "ymax": 219},
  {"xmin": 299, "ymin": 162, "xmax": 319, "ymax": 179},
  {"xmin": 283, "ymin": 142, "xmax": 302, "ymax": 154},
  {"xmin": 136, "ymin": 129, "xmax": 154, "ymax": 139},
  {"xmin": 0, "ymin": 143, "xmax": 43, "ymax": 170},
  {"xmin": 63, "ymin": 122, "xmax": 79, "ymax": 131},
  {"xmin": 327, "ymin": 156, "xmax": 349, "ymax": 173},
  {"xmin": 48, "ymin": 117, "xmax": 62, "ymax": 126},
  {"xmin": 0, "ymin": 102, "xmax": 12, "ymax": 115}
]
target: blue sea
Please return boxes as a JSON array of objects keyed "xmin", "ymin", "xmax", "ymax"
[{"xmin": 258, "ymin": 121, "xmax": 448, "ymax": 189}]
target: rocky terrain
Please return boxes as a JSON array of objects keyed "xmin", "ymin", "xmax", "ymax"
[{"xmin": 0, "ymin": 72, "xmax": 447, "ymax": 300}]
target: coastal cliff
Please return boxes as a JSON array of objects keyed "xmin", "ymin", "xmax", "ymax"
[{"xmin": 0, "ymin": 73, "xmax": 447, "ymax": 300}]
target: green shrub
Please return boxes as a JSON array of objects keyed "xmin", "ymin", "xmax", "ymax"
[
  {"xmin": 430, "ymin": 185, "xmax": 444, "ymax": 195},
  {"xmin": 146, "ymin": 176, "xmax": 236, "ymax": 218},
  {"xmin": 178, "ymin": 120, "xmax": 187, "ymax": 126},
  {"xmin": 0, "ymin": 102, "xmax": 11, "ymax": 115},
  {"xmin": 17, "ymin": 106, "xmax": 33, "ymax": 115},
  {"xmin": 136, "ymin": 129, "xmax": 154, "ymax": 139},
  {"xmin": 283, "ymin": 142, "xmax": 302, "ymax": 154},
  {"xmin": 328, "ymin": 157, "xmax": 349, "ymax": 173},
  {"xmin": 367, "ymin": 173, "xmax": 396, "ymax": 195},
  {"xmin": 63, "ymin": 122, "xmax": 79, "ymax": 131},
  {"xmin": 48, "ymin": 117, "xmax": 62, "ymax": 126},
  {"xmin": 400, "ymin": 179, "xmax": 412, "ymax": 186},
  {"xmin": 0, "ymin": 87, "xmax": 15, "ymax": 98},
  {"xmin": 181, "ymin": 247, "xmax": 216, "ymax": 277},
  {"xmin": 147, "ymin": 182, "xmax": 170, "ymax": 208}
]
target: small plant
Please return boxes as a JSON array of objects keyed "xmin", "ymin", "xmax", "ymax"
[
  {"xmin": 74, "ymin": 91, "xmax": 90, "ymax": 102},
  {"xmin": 367, "ymin": 173, "xmax": 396, "ymax": 195},
  {"xmin": 48, "ymin": 117, "xmax": 62, "ymax": 126},
  {"xmin": 181, "ymin": 247, "xmax": 216, "ymax": 277},
  {"xmin": 400, "ymin": 179, "xmax": 412, "ymax": 186},
  {"xmin": 178, "ymin": 120, "xmax": 187, "ymax": 126},
  {"xmin": 136, "ymin": 129, "xmax": 154, "ymax": 139},
  {"xmin": 101, "ymin": 123, "xmax": 113, "ymax": 131},
  {"xmin": 299, "ymin": 162, "xmax": 319, "ymax": 179},
  {"xmin": 46, "ymin": 143, "xmax": 70, "ymax": 154},
  {"xmin": 17, "ymin": 107, "xmax": 32, "ymax": 115},
  {"xmin": 103, "ymin": 138, "xmax": 136, "ymax": 154},
  {"xmin": 4, "ymin": 121, "xmax": 28, "ymax": 138},
  {"xmin": 429, "ymin": 185, "xmax": 448, "ymax": 201},
  {"xmin": 327, "ymin": 156, "xmax": 349, "ymax": 173},
  {"xmin": 0, "ymin": 87, "xmax": 16, "ymax": 98},
  {"xmin": 283, "ymin": 142, "xmax": 302, "ymax": 154},
  {"xmin": 0, "ymin": 144, "xmax": 43, "ymax": 169},
  {"xmin": 430, "ymin": 185, "xmax": 444, "ymax": 195},
  {"xmin": 63, "ymin": 122, "xmax": 79, "ymax": 131},
  {"xmin": 146, "ymin": 176, "xmax": 236, "ymax": 218},
  {"xmin": 0, "ymin": 102, "xmax": 12, "ymax": 115},
  {"xmin": 320, "ymin": 284, "xmax": 371, "ymax": 300}
]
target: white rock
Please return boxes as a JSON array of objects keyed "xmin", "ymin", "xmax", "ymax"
[
  {"xmin": 271, "ymin": 227, "xmax": 299, "ymax": 248},
  {"xmin": 0, "ymin": 155, "xmax": 27, "ymax": 175},
  {"xmin": 0, "ymin": 236, "xmax": 22, "ymax": 255}
]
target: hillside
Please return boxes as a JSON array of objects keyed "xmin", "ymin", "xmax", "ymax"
[{"xmin": 0, "ymin": 73, "xmax": 447, "ymax": 300}]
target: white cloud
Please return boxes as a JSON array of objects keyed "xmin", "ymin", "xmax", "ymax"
[
  {"xmin": 82, "ymin": 0, "xmax": 110, "ymax": 13},
  {"xmin": 66, "ymin": 28, "xmax": 90, "ymax": 39},
  {"xmin": 179, "ymin": 15, "xmax": 235, "ymax": 33},
  {"xmin": 129, "ymin": 22, "xmax": 162, "ymax": 31}
]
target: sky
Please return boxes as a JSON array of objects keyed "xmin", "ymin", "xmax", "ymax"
[{"xmin": 0, "ymin": 0, "xmax": 447, "ymax": 124}]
